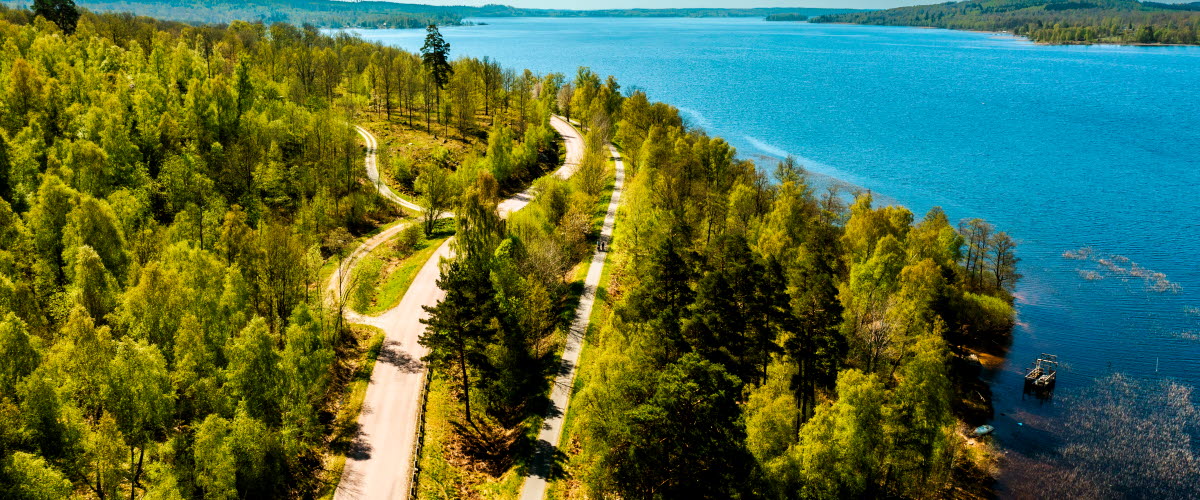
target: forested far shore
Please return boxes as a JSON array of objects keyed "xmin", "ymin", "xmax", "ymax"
[
  {"xmin": 72, "ymin": 0, "xmax": 466, "ymax": 29},
  {"xmin": 813, "ymin": 0, "xmax": 1200, "ymax": 45}
]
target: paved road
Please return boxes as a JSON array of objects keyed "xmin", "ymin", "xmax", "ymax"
[
  {"xmin": 356, "ymin": 125, "xmax": 424, "ymax": 213},
  {"xmin": 334, "ymin": 115, "xmax": 584, "ymax": 500},
  {"xmin": 518, "ymin": 143, "xmax": 627, "ymax": 500}
]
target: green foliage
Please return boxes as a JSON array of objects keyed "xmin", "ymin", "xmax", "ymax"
[
  {"xmin": 76, "ymin": 0, "xmax": 465, "ymax": 28},
  {"xmin": 1, "ymin": 451, "xmax": 73, "ymax": 500},
  {"xmin": 765, "ymin": 13, "xmax": 810, "ymax": 21},
  {"xmin": 225, "ymin": 318, "xmax": 281, "ymax": 423},
  {"xmin": 32, "ymin": 0, "xmax": 78, "ymax": 34},
  {"xmin": 0, "ymin": 313, "xmax": 38, "ymax": 397},
  {"xmin": 420, "ymin": 258, "xmax": 500, "ymax": 425},
  {"xmin": 581, "ymin": 353, "xmax": 753, "ymax": 498},
  {"xmin": 394, "ymin": 222, "xmax": 424, "ymax": 256},
  {"xmin": 0, "ymin": 6, "xmax": 583, "ymax": 498},
  {"xmin": 556, "ymin": 66, "xmax": 1018, "ymax": 499},
  {"xmin": 813, "ymin": 0, "xmax": 1200, "ymax": 45},
  {"xmin": 421, "ymin": 24, "xmax": 453, "ymax": 110}
]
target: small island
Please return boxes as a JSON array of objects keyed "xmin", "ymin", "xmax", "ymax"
[{"xmin": 766, "ymin": 13, "xmax": 811, "ymax": 22}]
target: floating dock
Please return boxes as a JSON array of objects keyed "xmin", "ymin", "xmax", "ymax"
[{"xmin": 1024, "ymin": 353, "xmax": 1058, "ymax": 388}]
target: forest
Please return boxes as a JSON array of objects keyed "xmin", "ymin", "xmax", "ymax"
[
  {"xmin": 813, "ymin": 0, "xmax": 1200, "ymax": 45},
  {"xmin": 0, "ymin": 1, "xmax": 1021, "ymax": 499},
  {"xmin": 73, "ymin": 0, "xmax": 466, "ymax": 28},
  {"xmin": 67, "ymin": 0, "xmax": 862, "ymax": 27},
  {"xmin": 0, "ymin": 2, "xmax": 577, "ymax": 498}
]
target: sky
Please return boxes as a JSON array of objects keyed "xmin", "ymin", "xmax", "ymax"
[{"xmin": 385, "ymin": 0, "xmax": 935, "ymax": 9}]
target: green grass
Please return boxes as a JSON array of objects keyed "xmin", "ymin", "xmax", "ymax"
[
  {"xmin": 361, "ymin": 223, "xmax": 454, "ymax": 316},
  {"xmin": 318, "ymin": 218, "xmax": 409, "ymax": 299},
  {"xmin": 319, "ymin": 325, "xmax": 387, "ymax": 500},
  {"xmin": 415, "ymin": 376, "xmax": 464, "ymax": 500}
]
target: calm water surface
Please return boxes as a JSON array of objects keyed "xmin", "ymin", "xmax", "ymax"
[{"xmin": 351, "ymin": 18, "xmax": 1200, "ymax": 495}]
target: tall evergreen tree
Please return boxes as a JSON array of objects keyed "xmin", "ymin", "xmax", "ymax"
[
  {"xmin": 420, "ymin": 258, "xmax": 500, "ymax": 426},
  {"xmin": 32, "ymin": 0, "xmax": 79, "ymax": 34},
  {"xmin": 420, "ymin": 24, "xmax": 453, "ymax": 129}
]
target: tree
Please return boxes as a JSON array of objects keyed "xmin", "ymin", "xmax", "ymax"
[
  {"xmin": 420, "ymin": 25, "xmax": 453, "ymax": 130},
  {"xmin": 420, "ymin": 258, "xmax": 500, "ymax": 426},
  {"xmin": 173, "ymin": 314, "xmax": 221, "ymax": 422},
  {"xmin": 0, "ymin": 313, "xmax": 38, "ymax": 397},
  {"xmin": 883, "ymin": 334, "xmax": 955, "ymax": 497},
  {"xmin": 0, "ymin": 134, "xmax": 11, "ymax": 203},
  {"xmin": 415, "ymin": 157, "xmax": 453, "ymax": 237},
  {"xmin": 32, "ymin": 0, "xmax": 80, "ymax": 34},
  {"xmin": 224, "ymin": 318, "xmax": 281, "ymax": 423},
  {"xmin": 192, "ymin": 415, "xmax": 237, "ymax": 500},
  {"xmin": 104, "ymin": 339, "xmax": 173, "ymax": 499},
  {"xmin": 621, "ymin": 238, "xmax": 695, "ymax": 361},
  {"xmin": 69, "ymin": 245, "xmax": 118, "ymax": 322},
  {"xmin": 62, "ymin": 195, "xmax": 130, "ymax": 283},
  {"xmin": 987, "ymin": 231, "xmax": 1020, "ymax": 297},
  {"xmin": 1, "ymin": 451, "xmax": 73, "ymax": 500},
  {"xmin": 957, "ymin": 218, "xmax": 993, "ymax": 292},
  {"xmin": 27, "ymin": 175, "xmax": 76, "ymax": 290},
  {"xmin": 6, "ymin": 59, "xmax": 43, "ymax": 126},
  {"xmin": 486, "ymin": 124, "xmax": 515, "ymax": 183},
  {"xmin": 790, "ymin": 369, "xmax": 888, "ymax": 498},
  {"xmin": 575, "ymin": 131, "xmax": 608, "ymax": 197},
  {"xmin": 595, "ymin": 354, "xmax": 753, "ymax": 498},
  {"xmin": 279, "ymin": 304, "xmax": 332, "ymax": 457}
]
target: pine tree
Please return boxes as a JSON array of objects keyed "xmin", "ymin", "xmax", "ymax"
[
  {"xmin": 420, "ymin": 25, "xmax": 453, "ymax": 131},
  {"xmin": 32, "ymin": 0, "xmax": 79, "ymax": 34}
]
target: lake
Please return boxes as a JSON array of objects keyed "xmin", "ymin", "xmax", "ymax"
[{"xmin": 349, "ymin": 18, "xmax": 1200, "ymax": 495}]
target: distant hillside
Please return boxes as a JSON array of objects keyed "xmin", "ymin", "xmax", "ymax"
[
  {"xmin": 73, "ymin": 0, "xmax": 464, "ymax": 27},
  {"xmin": 65, "ymin": 1, "xmax": 864, "ymax": 28},
  {"xmin": 465, "ymin": 6, "xmax": 863, "ymax": 18},
  {"xmin": 812, "ymin": 0, "xmax": 1200, "ymax": 44}
]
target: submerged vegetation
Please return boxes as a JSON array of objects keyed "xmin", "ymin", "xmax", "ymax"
[{"xmin": 813, "ymin": 0, "xmax": 1200, "ymax": 45}]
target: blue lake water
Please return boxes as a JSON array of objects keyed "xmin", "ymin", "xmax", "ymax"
[{"xmin": 350, "ymin": 18, "xmax": 1200, "ymax": 494}]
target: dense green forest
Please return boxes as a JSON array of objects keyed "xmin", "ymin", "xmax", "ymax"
[
  {"xmin": 411, "ymin": 44, "xmax": 1021, "ymax": 500},
  {"xmin": 813, "ymin": 0, "xmax": 1200, "ymax": 44},
  {"xmin": 0, "ymin": 2, "xmax": 574, "ymax": 497},
  {"xmin": 766, "ymin": 13, "xmax": 812, "ymax": 22},
  {"xmin": 469, "ymin": 6, "xmax": 861, "ymax": 18},
  {"xmin": 71, "ymin": 0, "xmax": 465, "ymax": 28},
  {"xmin": 64, "ymin": 0, "xmax": 862, "ymax": 27}
]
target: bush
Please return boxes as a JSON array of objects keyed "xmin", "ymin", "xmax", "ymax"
[
  {"xmin": 394, "ymin": 223, "xmax": 423, "ymax": 257},
  {"xmin": 957, "ymin": 291, "xmax": 1014, "ymax": 336}
]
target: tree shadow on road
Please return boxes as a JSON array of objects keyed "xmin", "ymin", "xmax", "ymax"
[
  {"xmin": 516, "ymin": 438, "xmax": 569, "ymax": 481},
  {"xmin": 377, "ymin": 340, "xmax": 425, "ymax": 373}
]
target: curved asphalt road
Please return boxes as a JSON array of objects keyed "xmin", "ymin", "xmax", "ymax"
[
  {"xmin": 334, "ymin": 115, "xmax": 584, "ymax": 500},
  {"xmin": 517, "ymin": 144, "xmax": 627, "ymax": 500}
]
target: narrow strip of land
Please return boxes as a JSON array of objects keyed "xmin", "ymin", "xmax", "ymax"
[
  {"xmin": 518, "ymin": 143, "xmax": 627, "ymax": 500},
  {"xmin": 335, "ymin": 116, "xmax": 584, "ymax": 500}
]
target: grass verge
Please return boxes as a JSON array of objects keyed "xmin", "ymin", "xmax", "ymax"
[{"xmin": 360, "ymin": 220, "xmax": 455, "ymax": 316}]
